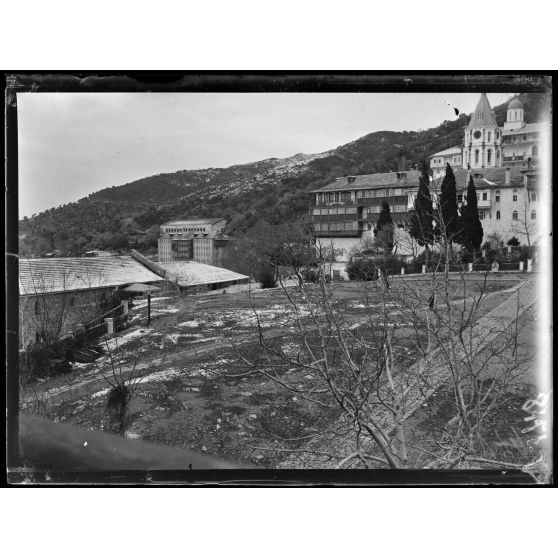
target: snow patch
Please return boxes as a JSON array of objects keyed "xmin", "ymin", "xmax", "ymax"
[
  {"xmin": 178, "ymin": 320, "xmax": 200, "ymax": 328},
  {"xmin": 100, "ymin": 328, "xmax": 149, "ymax": 352}
]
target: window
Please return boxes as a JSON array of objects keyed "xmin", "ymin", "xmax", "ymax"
[
  {"xmin": 496, "ymin": 211, "xmax": 501, "ymax": 220},
  {"xmin": 482, "ymin": 192, "xmax": 488, "ymax": 201},
  {"xmin": 34, "ymin": 300, "xmax": 40, "ymax": 316},
  {"xmin": 457, "ymin": 194, "xmax": 463, "ymax": 203},
  {"xmin": 531, "ymin": 210, "xmax": 536, "ymax": 220},
  {"xmin": 487, "ymin": 149, "xmax": 492, "ymax": 165},
  {"xmin": 35, "ymin": 332, "xmax": 42, "ymax": 343},
  {"xmin": 487, "ymin": 131, "xmax": 491, "ymax": 142},
  {"xmin": 479, "ymin": 210, "xmax": 485, "ymax": 220},
  {"xmin": 512, "ymin": 211, "xmax": 518, "ymax": 220},
  {"xmin": 69, "ymin": 297, "xmax": 75, "ymax": 307},
  {"xmin": 474, "ymin": 150, "xmax": 479, "ymax": 164},
  {"xmin": 312, "ymin": 209, "xmax": 320, "ymax": 215},
  {"xmin": 495, "ymin": 191, "xmax": 500, "ymax": 203},
  {"xmin": 531, "ymin": 192, "xmax": 537, "ymax": 202},
  {"xmin": 513, "ymin": 191, "xmax": 518, "ymax": 202},
  {"xmin": 357, "ymin": 190, "xmax": 364, "ymax": 199}
]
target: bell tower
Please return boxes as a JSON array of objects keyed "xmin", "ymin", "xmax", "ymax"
[{"xmin": 462, "ymin": 93, "xmax": 501, "ymax": 169}]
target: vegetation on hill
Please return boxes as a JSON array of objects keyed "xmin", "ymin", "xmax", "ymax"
[{"xmin": 18, "ymin": 93, "xmax": 549, "ymax": 257}]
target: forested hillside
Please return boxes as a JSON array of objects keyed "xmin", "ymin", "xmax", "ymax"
[{"xmin": 19, "ymin": 93, "xmax": 549, "ymax": 257}]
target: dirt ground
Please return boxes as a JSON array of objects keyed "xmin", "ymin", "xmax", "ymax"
[{"xmin": 21, "ymin": 273, "xmax": 542, "ymax": 469}]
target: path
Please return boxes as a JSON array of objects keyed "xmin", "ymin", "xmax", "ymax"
[{"xmin": 278, "ymin": 276, "xmax": 538, "ymax": 468}]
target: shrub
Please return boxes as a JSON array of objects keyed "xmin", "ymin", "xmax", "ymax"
[
  {"xmin": 346, "ymin": 259, "xmax": 378, "ymax": 281},
  {"xmin": 258, "ymin": 264, "xmax": 277, "ymax": 289}
]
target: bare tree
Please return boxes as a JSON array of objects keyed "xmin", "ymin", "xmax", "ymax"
[
  {"xmin": 511, "ymin": 193, "xmax": 538, "ymax": 249},
  {"xmin": 232, "ymin": 220, "xmax": 543, "ymax": 475}
]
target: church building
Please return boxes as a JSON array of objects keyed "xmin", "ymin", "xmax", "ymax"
[{"xmin": 430, "ymin": 93, "xmax": 548, "ymax": 176}]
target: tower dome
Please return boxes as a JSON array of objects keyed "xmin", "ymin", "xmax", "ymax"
[{"xmin": 508, "ymin": 97, "xmax": 523, "ymax": 110}]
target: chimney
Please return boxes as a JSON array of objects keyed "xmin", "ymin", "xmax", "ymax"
[
  {"xmin": 397, "ymin": 152, "xmax": 406, "ymax": 172},
  {"xmin": 505, "ymin": 168, "xmax": 511, "ymax": 185}
]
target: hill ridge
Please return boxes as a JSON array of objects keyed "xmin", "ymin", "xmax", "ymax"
[{"xmin": 19, "ymin": 92, "xmax": 548, "ymax": 257}]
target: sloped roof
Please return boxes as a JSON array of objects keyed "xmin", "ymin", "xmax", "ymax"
[
  {"xmin": 468, "ymin": 93, "xmax": 497, "ymax": 127},
  {"xmin": 502, "ymin": 122, "xmax": 549, "ymax": 136},
  {"xmin": 157, "ymin": 261, "xmax": 249, "ymax": 287},
  {"xmin": 19, "ymin": 256, "xmax": 164, "ymax": 295},
  {"xmin": 431, "ymin": 146, "xmax": 462, "ymax": 157},
  {"xmin": 162, "ymin": 218, "xmax": 225, "ymax": 226},
  {"xmin": 449, "ymin": 167, "xmax": 525, "ymax": 190},
  {"xmin": 311, "ymin": 170, "xmax": 421, "ymax": 193}
]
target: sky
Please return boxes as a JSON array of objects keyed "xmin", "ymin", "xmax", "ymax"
[{"xmin": 17, "ymin": 92, "xmax": 513, "ymax": 218}]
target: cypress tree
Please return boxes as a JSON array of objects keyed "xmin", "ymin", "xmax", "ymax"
[
  {"xmin": 376, "ymin": 201, "xmax": 394, "ymax": 253},
  {"xmin": 408, "ymin": 161, "xmax": 434, "ymax": 248},
  {"xmin": 458, "ymin": 174, "xmax": 484, "ymax": 254},
  {"xmin": 439, "ymin": 163, "xmax": 460, "ymax": 241}
]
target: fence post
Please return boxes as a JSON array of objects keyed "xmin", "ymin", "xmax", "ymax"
[
  {"xmin": 401, "ymin": 267, "xmax": 405, "ymax": 275},
  {"xmin": 468, "ymin": 263, "xmax": 473, "ymax": 273},
  {"xmin": 491, "ymin": 261, "xmax": 499, "ymax": 272},
  {"xmin": 421, "ymin": 264, "xmax": 426, "ymax": 274},
  {"xmin": 519, "ymin": 261, "xmax": 524, "ymax": 271},
  {"xmin": 527, "ymin": 259, "xmax": 533, "ymax": 272},
  {"xmin": 105, "ymin": 318, "xmax": 115, "ymax": 335}
]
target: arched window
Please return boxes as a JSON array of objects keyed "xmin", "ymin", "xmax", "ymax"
[
  {"xmin": 474, "ymin": 150, "xmax": 479, "ymax": 165},
  {"xmin": 487, "ymin": 131, "xmax": 491, "ymax": 142},
  {"xmin": 512, "ymin": 211, "xmax": 518, "ymax": 220},
  {"xmin": 496, "ymin": 211, "xmax": 501, "ymax": 220},
  {"xmin": 487, "ymin": 149, "xmax": 492, "ymax": 165}
]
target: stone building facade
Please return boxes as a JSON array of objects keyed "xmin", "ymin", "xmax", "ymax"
[{"xmin": 158, "ymin": 218, "xmax": 229, "ymax": 266}]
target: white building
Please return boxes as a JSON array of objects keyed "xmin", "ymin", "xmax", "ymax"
[
  {"xmin": 430, "ymin": 94, "xmax": 548, "ymax": 173},
  {"xmin": 431, "ymin": 146, "xmax": 463, "ymax": 179},
  {"xmin": 158, "ymin": 218, "xmax": 228, "ymax": 266}
]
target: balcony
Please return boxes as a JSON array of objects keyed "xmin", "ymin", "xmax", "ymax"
[
  {"xmin": 313, "ymin": 230, "xmax": 361, "ymax": 238},
  {"xmin": 477, "ymin": 198, "xmax": 493, "ymax": 208}
]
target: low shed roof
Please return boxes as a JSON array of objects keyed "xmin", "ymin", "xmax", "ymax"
[
  {"xmin": 157, "ymin": 261, "xmax": 249, "ymax": 287},
  {"xmin": 19, "ymin": 256, "xmax": 164, "ymax": 295}
]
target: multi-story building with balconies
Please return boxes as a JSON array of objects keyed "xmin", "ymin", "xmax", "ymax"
[
  {"xmin": 310, "ymin": 162, "xmax": 544, "ymax": 273},
  {"xmin": 158, "ymin": 218, "xmax": 229, "ymax": 266},
  {"xmin": 309, "ymin": 164, "xmax": 420, "ymax": 263}
]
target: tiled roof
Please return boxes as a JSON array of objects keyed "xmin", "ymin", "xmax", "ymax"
[
  {"xmin": 162, "ymin": 218, "xmax": 225, "ymax": 226},
  {"xmin": 467, "ymin": 93, "xmax": 497, "ymax": 127},
  {"xmin": 311, "ymin": 170, "xmax": 421, "ymax": 193},
  {"xmin": 450, "ymin": 167, "xmax": 525, "ymax": 190},
  {"xmin": 157, "ymin": 261, "xmax": 249, "ymax": 287},
  {"xmin": 502, "ymin": 122, "xmax": 549, "ymax": 136},
  {"xmin": 19, "ymin": 256, "xmax": 164, "ymax": 295},
  {"xmin": 431, "ymin": 146, "xmax": 462, "ymax": 157}
]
